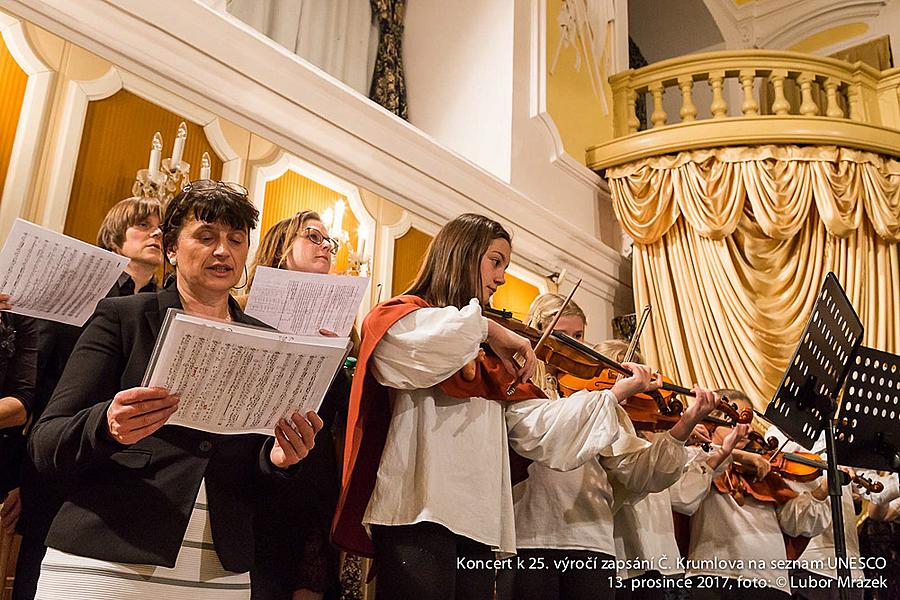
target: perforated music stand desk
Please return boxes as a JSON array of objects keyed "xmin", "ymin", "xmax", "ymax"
[
  {"xmin": 835, "ymin": 345, "xmax": 900, "ymax": 472},
  {"xmin": 764, "ymin": 273, "xmax": 864, "ymax": 596}
]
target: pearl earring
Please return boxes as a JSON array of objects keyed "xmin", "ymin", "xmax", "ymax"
[{"xmin": 169, "ymin": 256, "xmax": 177, "ymax": 266}]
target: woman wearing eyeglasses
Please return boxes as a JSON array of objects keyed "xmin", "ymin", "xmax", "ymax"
[
  {"xmin": 28, "ymin": 181, "xmax": 324, "ymax": 600},
  {"xmin": 241, "ymin": 211, "xmax": 350, "ymax": 600}
]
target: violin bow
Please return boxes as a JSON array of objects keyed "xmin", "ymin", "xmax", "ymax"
[
  {"xmin": 533, "ymin": 279, "xmax": 582, "ymax": 355},
  {"xmin": 505, "ymin": 279, "xmax": 581, "ymax": 396},
  {"xmin": 623, "ymin": 304, "xmax": 651, "ymax": 363}
]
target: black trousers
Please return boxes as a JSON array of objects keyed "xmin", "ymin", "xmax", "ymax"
[
  {"xmin": 372, "ymin": 522, "xmax": 496, "ymax": 600},
  {"xmin": 497, "ymin": 548, "xmax": 615, "ymax": 600}
]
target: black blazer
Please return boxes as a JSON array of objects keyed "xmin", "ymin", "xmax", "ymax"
[
  {"xmin": 29, "ymin": 285, "xmax": 295, "ymax": 572},
  {"xmin": 34, "ymin": 273, "xmax": 156, "ymax": 423},
  {"xmin": 19, "ymin": 274, "xmax": 157, "ymax": 537}
]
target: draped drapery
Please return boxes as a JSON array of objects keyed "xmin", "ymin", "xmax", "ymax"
[
  {"xmin": 369, "ymin": 0, "xmax": 407, "ymax": 120},
  {"xmin": 607, "ymin": 145, "xmax": 900, "ymax": 409}
]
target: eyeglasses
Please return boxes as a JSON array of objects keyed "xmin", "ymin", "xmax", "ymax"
[
  {"xmin": 302, "ymin": 226, "xmax": 339, "ymax": 255},
  {"xmin": 182, "ymin": 179, "xmax": 248, "ymax": 196}
]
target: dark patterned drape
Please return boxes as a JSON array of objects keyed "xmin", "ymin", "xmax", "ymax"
[
  {"xmin": 628, "ymin": 36, "xmax": 648, "ymax": 131},
  {"xmin": 369, "ymin": 0, "xmax": 408, "ymax": 120}
]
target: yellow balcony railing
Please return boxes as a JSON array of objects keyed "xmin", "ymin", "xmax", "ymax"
[{"xmin": 586, "ymin": 50, "xmax": 900, "ymax": 171}]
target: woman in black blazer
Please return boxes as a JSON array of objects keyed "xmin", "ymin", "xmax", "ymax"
[{"xmin": 28, "ymin": 181, "xmax": 324, "ymax": 600}]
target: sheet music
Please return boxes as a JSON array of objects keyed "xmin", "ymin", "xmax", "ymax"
[
  {"xmin": 244, "ymin": 267, "xmax": 368, "ymax": 336},
  {"xmin": 0, "ymin": 219, "xmax": 129, "ymax": 326},
  {"xmin": 143, "ymin": 310, "xmax": 350, "ymax": 435}
]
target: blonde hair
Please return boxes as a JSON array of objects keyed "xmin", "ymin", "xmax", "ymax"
[
  {"xmin": 405, "ymin": 214, "xmax": 511, "ymax": 309},
  {"xmin": 247, "ymin": 210, "xmax": 322, "ymax": 291},
  {"xmin": 594, "ymin": 338, "xmax": 645, "ymax": 364},
  {"xmin": 525, "ymin": 293, "xmax": 586, "ymax": 333},
  {"xmin": 525, "ymin": 293, "xmax": 586, "ymax": 397},
  {"xmin": 96, "ymin": 197, "xmax": 162, "ymax": 252}
]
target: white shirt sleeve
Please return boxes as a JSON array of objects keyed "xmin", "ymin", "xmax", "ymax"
[
  {"xmin": 369, "ymin": 299, "xmax": 488, "ymax": 390},
  {"xmin": 602, "ymin": 430, "xmax": 687, "ymax": 496},
  {"xmin": 505, "ymin": 389, "xmax": 621, "ymax": 472},
  {"xmin": 670, "ymin": 446, "xmax": 727, "ymax": 516},
  {"xmin": 776, "ymin": 491, "xmax": 832, "ymax": 538}
]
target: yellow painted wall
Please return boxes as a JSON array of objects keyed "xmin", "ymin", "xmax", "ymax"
[
  {"xmin": 262, "ymin": 170, "xmax": 358, "ymax": 274},
  {"xmin": 0, "ymin": 35, "xmax": 28, "ymax": 202},
  {"xmin": 789, "ymin": 23, "xmax": 870, "ymax": 54},
  {"xmin": 65, "ymin": 90, "xmax": 222, "ymax": 244},
  {"xmin": 492, "ymin": 274, "xmax": 540, "ymax": 321},
  {"xmin": 391, "ymin": 226, "xmax": 432, "ymax": 296},
  {"xmin": 545, "ymin": 0, "xmax": 615, "ymax": 164}
]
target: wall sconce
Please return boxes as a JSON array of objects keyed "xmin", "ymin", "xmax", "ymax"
[{"xmin": 133, "ymin": 122, "xmax": 192, "ymax": 204}]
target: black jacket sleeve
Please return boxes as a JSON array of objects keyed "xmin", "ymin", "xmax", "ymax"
[{"xmin": 29, "ymin": 301, "xmax": 125, "ymax": 475}]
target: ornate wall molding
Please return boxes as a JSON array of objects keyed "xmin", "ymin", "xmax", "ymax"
[
  {"xmin": 42, "ymin": 65, "xmax": 242, "ymax": 232},
  {"xmin": 0, "ymin": 12, "xmax": 54, "ymax": 239},
  {"xmin": 3, "ymin": 0, "xmax": 625, "ymax": 330}
]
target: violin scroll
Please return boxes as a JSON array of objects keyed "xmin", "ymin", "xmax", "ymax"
[{"xmin": 853, "ymin": 473, "xmax": 884, "ymax": 494}]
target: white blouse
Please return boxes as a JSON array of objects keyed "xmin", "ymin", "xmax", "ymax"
[
  {"xmin": 670, "ymin": 447, "xmax": 832, "ymax": 594},
  {"xmin": 792, "ymin": 484, "xmax": 864, "ymax": 581},
  {"xmin": 612, "ymin": 445, "xmax": 722, "ymax": 579},
  {"xmin": 763, "ymin": 427, "xmax": 865, "ymax": 581},
  {"xmin": 363, "ymin": 300, "xmax": 623, "ymax": 554},
  {"xmin": 512, "ymin": 414, "xmax": 686, "ymax": 558}
]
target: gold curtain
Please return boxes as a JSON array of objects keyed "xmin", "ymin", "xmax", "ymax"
[
  {"xmin": 391, "ymin": 226, "xmax": 432, "ymax": 296},
  {"xmin": 607, "ymin": 145, "xmax": 900, "ymax": 409},
  {"xmin": 830, "ymin": 35, "xmax": 893, "ymax": 70}
]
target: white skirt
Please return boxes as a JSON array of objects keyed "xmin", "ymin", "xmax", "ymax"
[{"xmin": 35, "ymin": 480, "xmax": 251, "ymax": 600}]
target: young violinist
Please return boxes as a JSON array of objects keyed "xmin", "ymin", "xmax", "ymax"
[
  {"xmin": 503, "ymin": 296, "xmax": 721, "ymax": 600},
  {"xmin": 333, "ymin": 214, "xmax": 658, "ymax": 600},
  {"xmin": 596, "ymin": 339, "xmax": 749, "ymax": 600},
  {"xmin": 670, "ymin": 389, "xmax": 832, "ymax": 599},
  {"xmin": 761, "ymin": 427, "xmax": 866, "ymax": 599}
]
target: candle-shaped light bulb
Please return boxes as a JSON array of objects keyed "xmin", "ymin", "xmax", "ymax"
[
  {"xmin": 170, "ymin": 121, "xmax": 187, "ymax": 168},
  {"xmin": 148, "ymin": 132, "xmax": 163, "ymax": 178},
  {"xmin": 199, "ymin": 152, "xmax": 211, "ymax": 180},
  {"xmin": 322, "ymin": 208, "xmax": 334, "ymax": 233},
  {"xmin": 333, "ymin": 199, "xmax": 345, "ymax": 236},
  {"xmin": 357, "ymin": 223, "xmax": 370, "ymax": 262}
]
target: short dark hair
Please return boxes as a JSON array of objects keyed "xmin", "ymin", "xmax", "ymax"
[{"xmin": 162, "ymin": 184, "xmax": 259, "ymax": 254}]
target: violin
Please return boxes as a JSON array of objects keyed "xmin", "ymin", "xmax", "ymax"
[
  {"xmin": 482, "ymin": 307, "xmax": 601, "ymax": 380},
  {"xmin": 742, "ymin": 448, "xmax": 884, "ymax": 492},
  {"xmin": 551, "ymin": 303, "xmax": 752, "ymax": 430},
  {"xmin": 721, "ymin": 437, "xmax": 884, "ymax": 505}
]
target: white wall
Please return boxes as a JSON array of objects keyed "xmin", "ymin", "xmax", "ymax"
[{"xmin": 403, "ymin": 0, "xmax": 514, "ymax": 182}]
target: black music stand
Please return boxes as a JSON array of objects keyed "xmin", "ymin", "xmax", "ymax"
[
  {"xmin": 835, "ymin": 345, "xmax": 900, "ymax": 472},
  {"xmin": 764, "ymin": 273, "xmax": 864, "ymax": 597}
]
